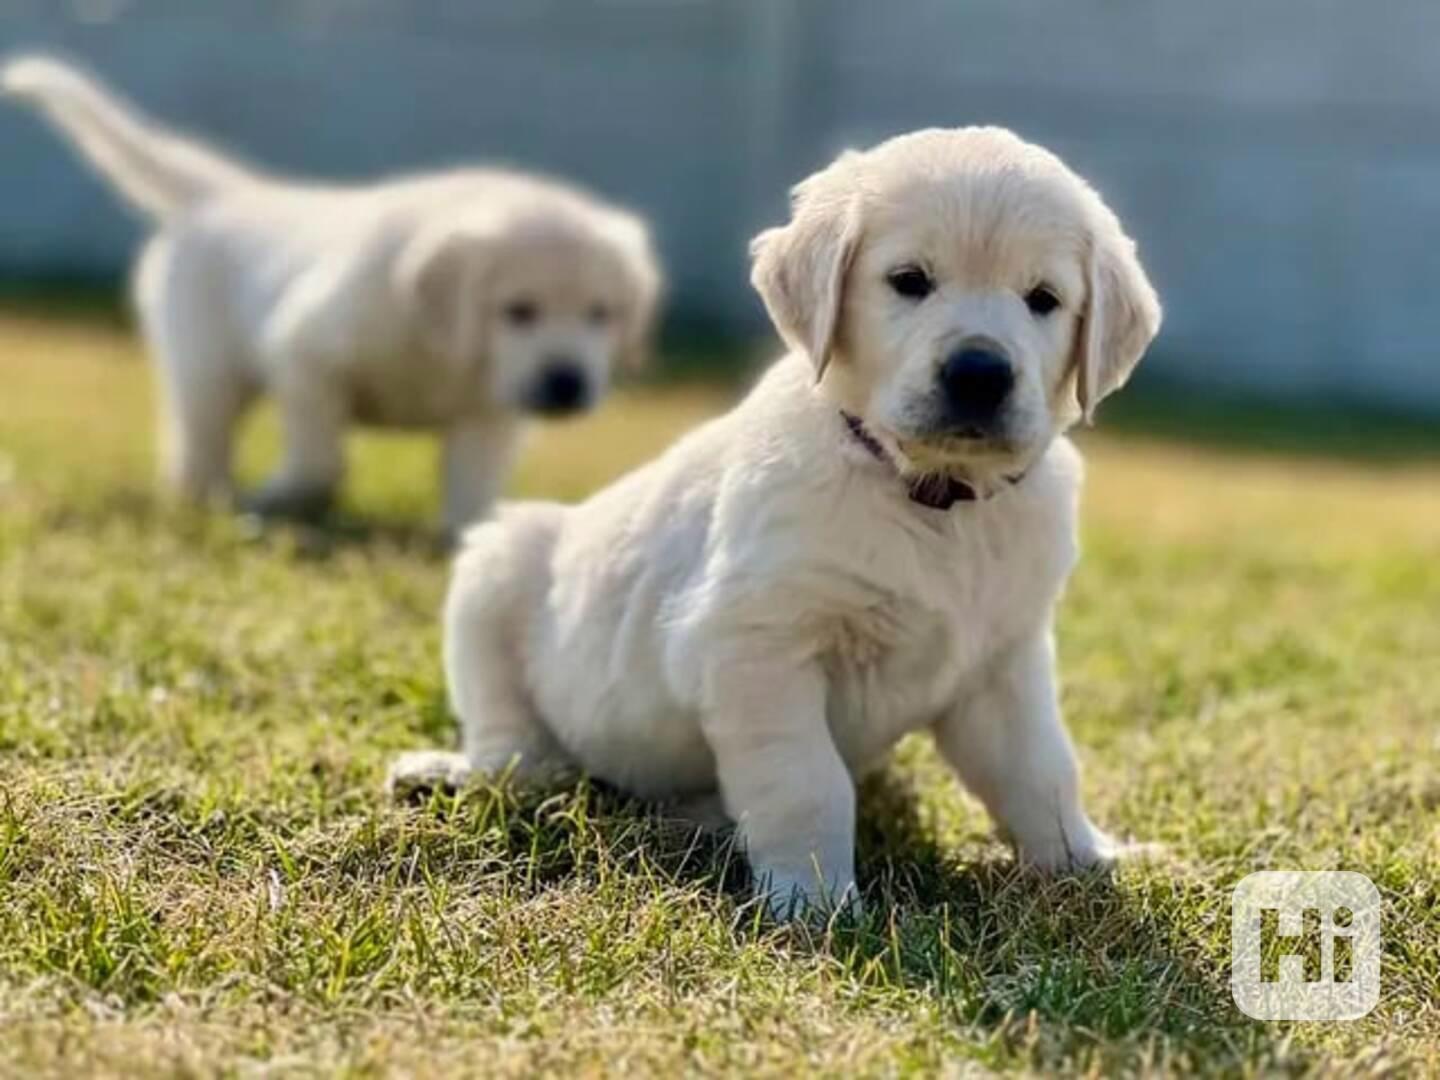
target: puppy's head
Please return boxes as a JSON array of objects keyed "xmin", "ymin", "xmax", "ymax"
[
  {"xmin": 395, "ymin": 195, "xmax": 661, "ymax": 417},
  {"xmin": 751, "ymin": 128, "xmax": 1160, "ymax": 484}
]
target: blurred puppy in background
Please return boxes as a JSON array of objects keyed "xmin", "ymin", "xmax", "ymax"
[
  {"xmin": 3, "ymin": 55, "xmax": 661, "ymax": 533},
  {"xmin": 392, "ymin": 126, "xmax": 1160, "ymax": 918}
]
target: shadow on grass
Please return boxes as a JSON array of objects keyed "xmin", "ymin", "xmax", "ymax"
[
  {"xmin": 373, "ymin": 769, "xmax": 1280, "ymax": 1071},
  {"xmin": 249, "ymin": 510, "xmax": 450, "ymax": 562},
  {"xmin": 37, "ymin": 486, "xmax": 449, "ymax": 561},
  {"xmin": 846, "ymin": 772, "xmax": 1281, "ymax": 1069}
]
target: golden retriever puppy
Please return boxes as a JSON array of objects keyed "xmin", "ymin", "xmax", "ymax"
[
  {"xmin": 390, "ymin": 127, "xmax": 1161, "ymax": 916},
  {"xmin": 3, "ymin": 56, "xmax": 661, "ymax": 531}
]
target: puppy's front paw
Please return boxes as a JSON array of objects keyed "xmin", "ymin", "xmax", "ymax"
[
  {"xmin": 756, "ymin": 870, "xmax": 862, "ymax": 923},
  {"xmin": 386, "ymin": 750, "xmax": 473, "ymax": 802},
  {"xmin": 1014, "ymin": 821, "xmax": 1161, "ymax": 874},
  {"xmin": 1010, "ymin": 816, "xmax": 1116, "ymax": 874}
]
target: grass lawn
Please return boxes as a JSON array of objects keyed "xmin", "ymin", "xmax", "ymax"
[{"xmin": 1, "ymin": 309, "xmax": 1438, "ymax": 1076}]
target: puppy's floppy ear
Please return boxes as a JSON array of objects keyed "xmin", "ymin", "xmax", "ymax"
[
  {"xmin": 1073, "ymin": 223, "xmax": 1162, "ymax": 421},
  {"xmin": 750, "ymin": 157, "xmax": 864, "ymax": 381},
  {"xmin": 392, "ymin": 218, "xmax": 499, "ymax": 366},
  {"xmin": 605, "ymin": 210, "xmax": 664, "ymax": 372}
]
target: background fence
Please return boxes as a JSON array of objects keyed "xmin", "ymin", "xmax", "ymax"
[{"xmin": 3, "ymin": 1, "xmax": 1439, "ymax": 411}]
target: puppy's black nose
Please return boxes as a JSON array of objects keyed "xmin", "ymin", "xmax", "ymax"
[
  {"xmin": 939, "ymin": 345, "xmax": 1014, "ymax": 426},
  {"xmin": 530, "ymin": 362, "xmax": 590, "ymax": 416}
]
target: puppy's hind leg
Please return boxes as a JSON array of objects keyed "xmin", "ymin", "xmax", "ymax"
[
  {"xmin": 137, "ymin": 239, "xmax": 255, "ymax": 505},
  {"xmin": 449, "ymin": 516, "xmax": 576, "ymax": 782},
  {"xmin": 388, "ymin": 509, "xmax": 575, "ymax": 800},
  {"xmin": 385, "ymin": 749, "xmax": 474, "ymax": 801}
]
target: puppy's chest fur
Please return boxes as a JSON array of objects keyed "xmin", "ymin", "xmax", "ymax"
[{"xmin": 813, "ymin": 494, "xmax": 1071, "ymax": 770}]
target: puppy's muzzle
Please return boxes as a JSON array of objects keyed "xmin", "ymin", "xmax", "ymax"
[
  {"xmin": 937, "ymin": 338, "xmax": 1014, "ymax": 435},
  {"xmin": 527, "ymin": 360, "xmax": 592, "ymax": 417}
]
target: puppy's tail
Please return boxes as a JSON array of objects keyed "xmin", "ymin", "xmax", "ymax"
[{"xmin": 2, "ymin": 54, "xmax": 256, "ymax": 221}]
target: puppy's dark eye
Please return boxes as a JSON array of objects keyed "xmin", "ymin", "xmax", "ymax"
[
  {"xmin": 587, "ymin": 302, "xmax": 612, "ymax": 326},
  {"xmin": 886, "ymin": 266, "xmax": 934, "ymax": 300},
  {"xmin": 504, "ymin": 299, "xmax": 539, "ymax": 327},
  {"xmin": 1024, "ymin": 284, "xmax": 1061, "ymax": 316}
]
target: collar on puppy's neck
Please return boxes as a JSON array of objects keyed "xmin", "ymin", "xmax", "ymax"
[{"xmin": 839, "ymin": 411, "xmax": 1025, "ymax": 511}]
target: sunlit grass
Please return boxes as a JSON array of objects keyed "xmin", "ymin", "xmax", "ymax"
[{"xmin": 1, "ymin": 312, "xmax": 1438, "ymax": 1075}]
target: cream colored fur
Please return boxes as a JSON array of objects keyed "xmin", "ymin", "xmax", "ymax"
[{"xmin": 3, "ymin": 54, "xmax": 661, "ymax": 531}]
